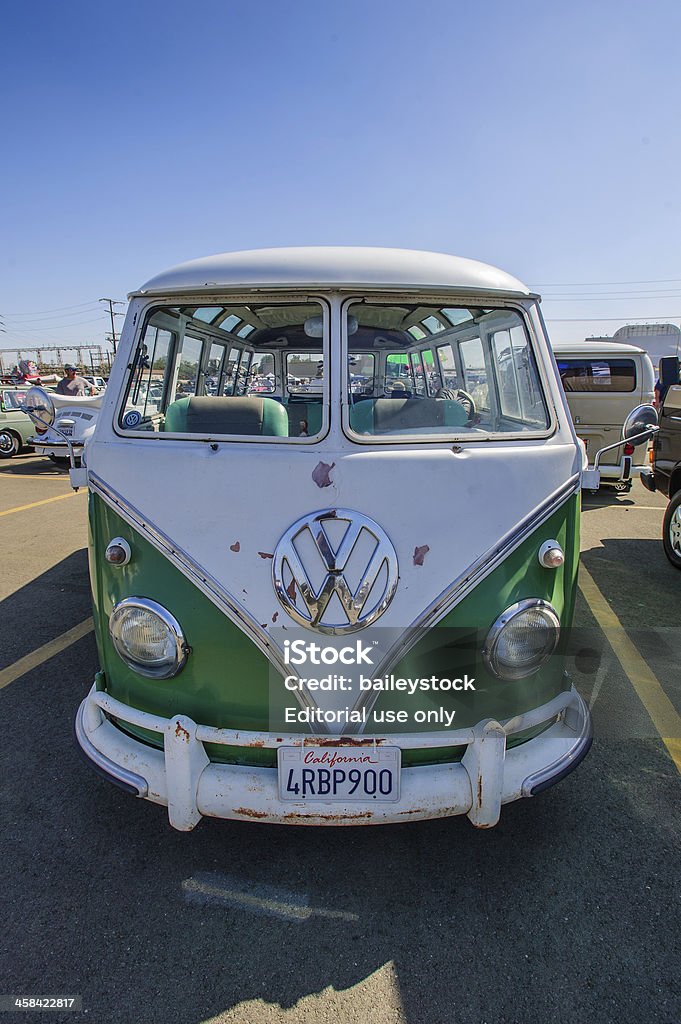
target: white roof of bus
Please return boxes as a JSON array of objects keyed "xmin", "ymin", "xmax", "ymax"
[
  {"xmin": 551, "ymin": 340, "xmax": 647, "ymax": 356},
  {"xmin": 135, "ymin": 247, "xmax": 532, "ymax": 297}
]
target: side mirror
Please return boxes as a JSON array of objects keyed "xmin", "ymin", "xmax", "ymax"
[
  {"xmin": 659, "ymin": 356, "xmax": 680, "ymax": 388},
  {"xmin": 622, "ymin": 404, "xmax": 659, "ymax": 447},
  {"xmin": 22, "ymin": 386, "xmax": 55, "ymax": 434}
]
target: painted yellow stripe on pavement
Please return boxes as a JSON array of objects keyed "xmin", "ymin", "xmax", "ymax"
[
  {"xmin": 0, "ymin": 491, "xmax": 84, "ymax": 517},
  {"xmin": 0, "ymin": 474, "xmax": 72, "ymax": 482},
  {"xmin": 579, "ymin": 563, "xmax": 681, "ymax": 774},
  {"xmin": 0, "ymin": 617, "xmax": 94, "ymax": 690}
]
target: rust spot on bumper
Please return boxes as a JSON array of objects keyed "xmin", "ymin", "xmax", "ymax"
[
  {"xmin": 174, "ymin": 722, "xmax": 190, "ymax": 742},
  {"xmin": 234, "ymin": 807, "xmax": 268, "ymax": 819},
  {"xmin": 283, "ymin": 811, "xmax": 373, "ymax": 822}
]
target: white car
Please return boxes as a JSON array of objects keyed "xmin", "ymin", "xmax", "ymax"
[{"xmin": 26, "ymin": 389, "xmax": 103, "ymax": 465}]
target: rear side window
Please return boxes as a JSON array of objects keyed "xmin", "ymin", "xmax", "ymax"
[{"xmin": 557, "ymin": 358, "xmax": 636, "ymax": 393}]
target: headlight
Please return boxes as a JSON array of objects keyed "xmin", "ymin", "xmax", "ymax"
[
  {"xmin": 109, "ymin": 598, "xmax": 188, "ymax": 678},
  {"xmin": 483, "ymin": 599, "xmax": 560, "ymax": 680}
]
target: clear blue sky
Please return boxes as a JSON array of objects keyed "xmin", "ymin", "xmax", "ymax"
[{"xmin": 3, "ymin": 0, "xmax": 681, "ymax": 354}]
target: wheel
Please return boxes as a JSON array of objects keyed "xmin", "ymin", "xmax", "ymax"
[
  {"xmin": 613, "ymin": 480, "xmax": 632, "ymax": 493},
  {"xmin": 662, "ymin": 491, "xmax": 681, "ymax": 569},
  {"xmin": 0, "ymin": 430, "xmax": 20, "ymax": 458}
]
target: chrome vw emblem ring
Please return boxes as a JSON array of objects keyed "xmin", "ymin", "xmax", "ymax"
[{"xmin": 272, "ymin": 508, "xmax": 399, "ymax": 634}]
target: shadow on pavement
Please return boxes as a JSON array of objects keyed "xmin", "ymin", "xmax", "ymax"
[{"xmin": 1, "ymin": 562, "xmax": 679, "ymax": 1024}]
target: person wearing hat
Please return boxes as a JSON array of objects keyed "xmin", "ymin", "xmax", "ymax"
[{"xmin": 56, "ymin": 364, "xmax": 93, "ymax": 396}]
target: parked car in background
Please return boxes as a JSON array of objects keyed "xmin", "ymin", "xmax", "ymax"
[
  {"xmin": 553, "ymin": 340, "xmax": 655, "ymax": 492},
  {"xmin": 0, "ymin": 386, "xmax": 35, "ymax": 458},
  {"xmin": 84, "ymin": 375, "xmax": 107, "ymax": 393},
  {"xmin": 27, "ymin": 389, "xmax": 104, "ymax": 465},
  {"xmin": 642, "ymin": 357, "xmax": 681, "ymax": 568}
]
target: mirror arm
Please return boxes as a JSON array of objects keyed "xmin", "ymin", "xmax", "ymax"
[
  {"xmin": 593, "ymin": 426, "xmax": 660, "ymax": 471},
  {"xmin": 19, "ymin": 403, "xmax": 78, "ymax": 472}
]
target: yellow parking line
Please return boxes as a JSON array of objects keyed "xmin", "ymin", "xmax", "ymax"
[
  {"xmin": 579, "ymin": 563, "xmax": 681, "ymax": 774},
  {"xmin": 0, "ymin": 491, "xmax": 84, "ymax": 517},
  {"xmin": 0, "ymin": 617, "xmax": 94, "ymax": 690},
  {"xmin": 0, "ymin": 473, "xmax": 71, "ymax": 481}
]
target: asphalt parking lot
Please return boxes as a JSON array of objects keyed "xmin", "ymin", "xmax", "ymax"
[{"xmin": 1, "ymin": 454, "xmax": 679, "ymax": 1024}]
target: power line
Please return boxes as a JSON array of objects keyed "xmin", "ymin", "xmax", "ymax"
[
  {"xmin": 1, "ymin": 316, "xmax": 108, "ymax": 333},
  {"xmin": 0, "ymin": 299, "xmax": 103, "ymax": 316},
  {"xmin": 542, "ymin": 289, "xmax": 681, "ymax": 298},
  {"xmin": 535, "ymin": 277, "xmax": 681, "ymax": 287},
  {"xmin": 545, "ymin": 315, "xmax": 681, "ymax": 322},
  {"xmin": 2, "ymin": 305, "xmax": 102, "ymax": 325}
]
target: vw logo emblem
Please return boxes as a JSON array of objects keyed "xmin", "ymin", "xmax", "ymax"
[{"xmin": 273, "ymin": 509, "xmax": 399, "ymax": 634}]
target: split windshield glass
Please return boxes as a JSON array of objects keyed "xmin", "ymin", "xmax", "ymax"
[
  {"xmin": 344, "ymin": 301, "xmax": 550, "ymax": 439},
  {"xmin": 119, "ymin": 301, "xmax": 328, "ymax": 440}
]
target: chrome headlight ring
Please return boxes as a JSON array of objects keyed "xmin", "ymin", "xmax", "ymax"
[
  {"xmin": 483, "ymin": 598, "xmax": 560, "ymax": 681},
  {"xmin": 109, "ymin": 597, "xmax": 189, "ymax": 679}
]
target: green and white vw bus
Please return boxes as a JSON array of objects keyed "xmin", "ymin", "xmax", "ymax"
[{"xmin": 67, "ymin": 247, "xmax": 602, "ymax": 831}]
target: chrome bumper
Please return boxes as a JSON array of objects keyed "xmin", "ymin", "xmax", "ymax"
[
  {"xmin": 75, "ymin": 683, "xmax": 592, "ymax": 831},
  {"xmin": 30, "ymin": 437, "xmax": 84, "ymax": 455}
]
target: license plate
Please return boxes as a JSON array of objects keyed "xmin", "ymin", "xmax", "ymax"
[
  {"xmin": 278, "ymin": 745, "xmax": 401, "ymax": 802},
  {"xmin": 58, "ymin": 425, "xmax": 73, "ymax": 436}
]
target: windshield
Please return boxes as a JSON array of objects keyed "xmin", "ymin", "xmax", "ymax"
[
  {"xmin": 344, "ymin": 302, "xmax": 550, "ymax": 439},
  {"xmin": 2, "ymin": 390, "xmax": 27, "ymax": 411},
  {"xmin": 119, "ymin": 301, "xmax": 328, "ymax": 440}
]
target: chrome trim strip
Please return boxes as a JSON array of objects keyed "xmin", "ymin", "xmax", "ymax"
[
  {"xmin": 88, "ymin": 473, "xmax": 323, "ymax": 725},
  {"xmin": 346, "ymin": 474, "xmax": 580, "ymax": 731}
]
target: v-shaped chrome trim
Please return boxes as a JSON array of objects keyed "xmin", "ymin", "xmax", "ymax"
[{"xmin": 88, "ymin": 473, "xmax": 326, "ymax": 726}]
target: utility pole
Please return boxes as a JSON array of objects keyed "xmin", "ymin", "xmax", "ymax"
[{"xmin": 99, "ymin": 298, "xmax": 125, "ymax": 354}]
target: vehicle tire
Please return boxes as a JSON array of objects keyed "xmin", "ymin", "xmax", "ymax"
[
  {"xmin": 0, "ymin": 430, "xmax": 20, "ymax": 458},
  {"xmin": 614, "ymin": 480, "xmax": 632, "ymax": 493},
  {"xmin": 662, "ymin": 490, "xmax": 681, "ymax": 569}
]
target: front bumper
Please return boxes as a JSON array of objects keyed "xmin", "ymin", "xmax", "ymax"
[
  {"xmin": 75, "ymin": 683, "xmax": 592, "ymax": 831},
  {"xmin": 597, "ymin": 454, "xmax": 640, "ymax": 482},
  {"xmin": 29, "ymin": 437, "xmax": 84, "ymax": 457}
]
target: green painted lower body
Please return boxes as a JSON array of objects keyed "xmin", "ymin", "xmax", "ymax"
[{"xmin": 89, "ymin": 491, "xmax": 580, "ymax": 769}]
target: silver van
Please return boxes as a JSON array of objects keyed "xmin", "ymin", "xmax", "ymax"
[{"xmin": 552, "ymin": 341, "xmax": 655, "ymax": 491}]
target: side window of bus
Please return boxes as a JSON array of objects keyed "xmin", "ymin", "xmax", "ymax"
[
  {"xmin": 436, "ymin": 343, "xmax": 461, "ymax": 392},
  {"xmin": 172, "ymin": 335, "xmax": 204, "ymax": 403},
  {"xmin": 234, "ymin": 350, "xmax": 252, "ymax": 396},
  {"xmin": 206, "ymin": 344, "xmax": 226, "ymax": 395},
  {"xmin": 459, "ymin": 337, "xmax": 490, "ymax": 411},
  {"xmin": 222, "ymin": 347, "xmax": 242, "ymax": 395},
  {"xmin": 121, "ymin": 325, "xmax": 174, "ymax": 428},
  {"xmin": 385, "ymin": 353, "xmax": 412, "ymax": 395},
  {"xmin": 421, "ymin": 349, "xmax": 441, "ymax": 395},
  {"xmin": 409, "ymin": 352, "xmax": 427, "ymax": 396},
  {"xmin": 492, "ymin": 326, "xmax": 547, "ymax": 424}
]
